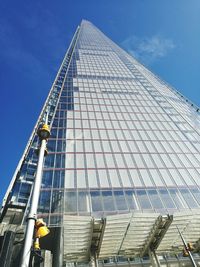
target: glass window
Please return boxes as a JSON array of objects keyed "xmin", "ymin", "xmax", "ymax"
[
  {"xmin": 87, "ymin": 169, "xmax": 98, "ymax": 188},
  {"xmin": 51, "ymin": 190, "xmax": 63, "ymax": 214},
  {"xmin": 159, "ymin": 189, "xmax": 176, "ymax": 209},
  {"xmin": 44, "ymin": 153, "xmax": 55, "ymax": 168},
  {"xmin": 53, "ymin": 170, "xmax": 64, "ymax": 188},
  {"xmin": 102, "ymin": 141, "xmax": 112, "ymax": 152},
  {"xmin": 169, "ymin": 189, "xmax": 186, "ymax": 209},
  {"xmin": 95, "ymin": 154, "xmax": 106, "ymax": 168},
  {"xmin": 114, "ymin": 154, "xmax": 125, "ymax": 168},
  {"xmin": 38, "ymin": 191, "xmax": 51, "ymax": 213},
  {"xmin": 91, "ymin": 191, "xmax": 103, "ymax": 212},
  {"xmin": 109, "ymin": 169, "xmax": 121, "ymax": 187},
  {"xmin": 77, "ymin": 170, "xmax": 87, "ymax": 188},
  {"xmin": 55, "ymin": 154, "xmax": 64, "ymax": 168},
  {"xmin": 98, "ymin": 170, "xmax": 110, "ymax": 188},
  {"xmin": 106, "ymin": 154, "xmax": 116, "ymax": 168},
  {"xmin": 139, "ymin": 169, "xmax": 154, "ymax": 187},
  {"xmin": 110, "ymin": 141, "xmax": 121, "ymax": 152},
  {"xmin": 66, "ymin": 154, "xmax": 75, "ymax": 169},
  {"xmin": 114, "ymin": 191, "xmax": 128, "ymax": 210},
  {"xmin": 178, "ymin": 169, "xmax": 195, "ymax": 186},
  {"xmin": 130, "ymin": 169, "xmax": 143, "ymax": 187},
  {"xmin": 168, "ymin": 169, "xmax": 185, "ymax": 186},
  {"xmin": 159, "ymin": 169, "xmax": 175, "ymax": 186},
  {"xmin": 149, "ymin": 169, "xmax": 164, "ymax": 186},
  {"xmin": 78, "ymin": 192, "xmax": 89, "ymax": 212},
  {"xmin": 136, "ymin": 190, "xmax": 152, "ymax": 209},
  {"xmin": 152, "ymin": 154, "xmax": 164, "ymax": 168},
  {"xmin": 76, "ymin": 154, "xmax": 85, "ymax": 168},
  {"xmin": 86, "ymin": 153, "xmax": 95, "ymax": 168},
  {"xmin": 125, "ymin": 190, "xmax": 138, "ymax": 210},
  {"xmin": 160, "ymin": 154, "xmax": 174, "ymax": 168},
  {"xmin": 188, "ymin": 169, "xmax": 200, "ymax": 186},
  {"xmin": 190, "ymin": 188, "xmax": 200, "ymax": 205},
  {"xmin": 42, "ymin": 171, "xmax": 53, "ymax": 188},
  {"xmin": 75, "ymin": 140, "xmax": 85, "ymax": 152},
  {"xmin": 147, "ymin": 190, "xmax": 164, "ymax": 210},
  {"xmin": 65, "ymin": 169, "xmax": 75, "ymax": 189},
  {"xmin": 65, "ymin": 192, "xmax": 77, "ymax": 212},
  {"xmin": 179, "ymin": 189, "xmax": 198, "ymax": 208},
  {"xmin": 102, "ymin": 191, "xmax": 115, "ymax": 211},
  {"xmin": 119, "ymin": 169, "xmax": 132, "ymax": 187}
]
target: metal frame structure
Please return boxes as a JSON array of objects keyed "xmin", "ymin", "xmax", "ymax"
[{"xmin": 60, "ymin": 211, "xmax": 200, "ymax": 266}]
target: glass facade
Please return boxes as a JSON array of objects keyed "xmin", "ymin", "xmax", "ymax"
[{"xmin": 2, "ymin": 20, "xmax": 200, "ymax": 227}]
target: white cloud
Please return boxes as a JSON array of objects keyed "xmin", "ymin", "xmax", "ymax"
[{"xmin": 122, "ymin": 34, "xmax": 175, "ymax": 65}]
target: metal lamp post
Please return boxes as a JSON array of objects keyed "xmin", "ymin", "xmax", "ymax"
[{"xmin": 21, "ymin": 122, "xmax": 50, "ymax": 267}]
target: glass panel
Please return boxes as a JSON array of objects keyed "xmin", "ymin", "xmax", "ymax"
[
  {"xmin": 38, "ymin": 191, "xmax": 51, "ymax": 213},
  {"xmin": 102, "ymin": 191, "xmax": 115, "ymax": 211},
  {"xmin": 179, "ymin": 189, "xmax": 198, "ymax": 208},
  {"xmin": 169, "ymin": 189, "xmax": 186, "ymax": 209},
  {"xmin": 51, "ymin": 190, "xmax": 63, "ymax": 214},
  {"xmin": 98, "ymin": 170, "xmax": 110, "ymax": 188},
  {"xmin": 87, "ymin": 169, "xmax": 98, "ymax": 188},
  {"xmin": 139, "ymin": 169, "xmax": 154, "ymax": 187},
  {"xmin": 159, "ymin": 189, "xmax": 176, "ymax": 209},
  {"xmin": 159, "ymin": 169, "xmax": 175, "ymax": 186},
  {"xmin": 114, "ymin": 191, "xmax": 127, "ymax": 210},
  {"xmin": 119, "ymin": 169, "xmax": 131, "ymax": 187},
  {"xmin": 178, "ymin": 169, "xmax": 195, "ymax": 186},
  {"xmin": 125, "ymin": 190, "xmax": 138, "ymax": 210},
  {"xmin": 77, "ymin": 170, "xmax": 87, "ymax": 188},
  {"xmin": 91, "ymin": 191, "xmax": 103, "ymax": 212},
  {"xmin": 129, "ymin": 169, "xmax": 143, "ymax": 187},
  {"xmin": 65, "ymin": 192, "xmax": 77, "ymax": 212},
  {"xmin": 78, "ymin": 192, "xmax": 89, "ymax": 212},
  {"xmin": 42, "ymin": 171, "xmax": 53, "ymax": 188},
  {"xmin": 136, "ymin": 190, "xmax": 152, "ymax": 209},
  {"xmin": 65, "ymin": 169, "xmax": 75, "ymax": 189},
  {"xmin": 190, "ymin": 188, "xmax": 200, "ymax": 205},
  {"xmin": 147, "ymin": 190, "xmax": 164, "ymax": 209},
  {"xmin": 149, "ymin": 169, "xmax": 164, "ymax": 186},
  {"xmin": 168, "ymin": 169, "xmax": 185, "ymax": 186},
  {"xmin": 187, "ymin": 169, "xmax": 200, "ymax": 186},
  {"xmin": 109, "ymin": 169, "xmax": 121, "ymax": 187}
]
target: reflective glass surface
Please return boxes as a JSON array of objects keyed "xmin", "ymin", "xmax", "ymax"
[{"xmin": 6, "ymin": 21, "xmax": 200, "ymax": 226}]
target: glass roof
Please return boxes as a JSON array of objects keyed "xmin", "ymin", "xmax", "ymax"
[{"xmin": 63, "ymin": 211, "xmax": 200, "ymax": 262}]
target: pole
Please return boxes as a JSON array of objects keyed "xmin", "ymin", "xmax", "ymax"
[
  {"xmin": 148, "ymin": 249, "xmax": 161, "ymax": 267},
  {"xmin": 176, "ymin": 226, "xmax": 197, "ymax": 267},
  {"xmin": 21, "ymin": 139, "xmax": 47, "ymax": 267}
]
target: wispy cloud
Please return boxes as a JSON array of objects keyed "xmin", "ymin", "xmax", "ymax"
[{"xmin": 122, "ymin": 34, "xmax": 175, "ymax": 65}]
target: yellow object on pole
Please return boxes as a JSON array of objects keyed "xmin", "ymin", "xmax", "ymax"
[
  {"xmin": 35, "ymin": 218, "xmax": 50, "ymax": 238},
  {"xmin": 34, "ymin": 238, "xmax": 40, "ymax": 250},
  {"xmin": 37, "ymin": 124, "xmax": 50, "ymax": 140},
  {"xmin": 183, "ymin": 249, "xmax": 189, "ymax": 257},
  {"xmin": 35, "ymin": 226, "xmax": 50, "ymax": 238},
  {"xmin": 188, "ymin": 243, "xmax": 194, "ymax": 251}
]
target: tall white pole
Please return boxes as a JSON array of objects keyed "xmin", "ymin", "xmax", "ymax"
[
  {"xmin": 177, "ymin": 226, "xmax": 197, "ymax": 267},
  {"xmin": 21, "ymin": 121, "xmax": 50, "ymax": 267}
]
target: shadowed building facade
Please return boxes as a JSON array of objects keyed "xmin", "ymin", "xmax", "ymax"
[{"xmin": 1, "ymin": 20, "xmax": 200, "ymax": 266}]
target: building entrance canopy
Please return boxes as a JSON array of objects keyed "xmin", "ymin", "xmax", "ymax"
[{"xmin": 63, "ymin": 211, "xmax": 200, "ymax": 262}]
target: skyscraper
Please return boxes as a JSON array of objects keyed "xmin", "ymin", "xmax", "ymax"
[{"xmin": 1, "ymin": 20, "xmax": 200, "ymax": 266}]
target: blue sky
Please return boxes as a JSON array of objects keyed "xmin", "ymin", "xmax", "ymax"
[{"xmin": 0, "ymin": 0, "xmax": 200, "ymax": 203}]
